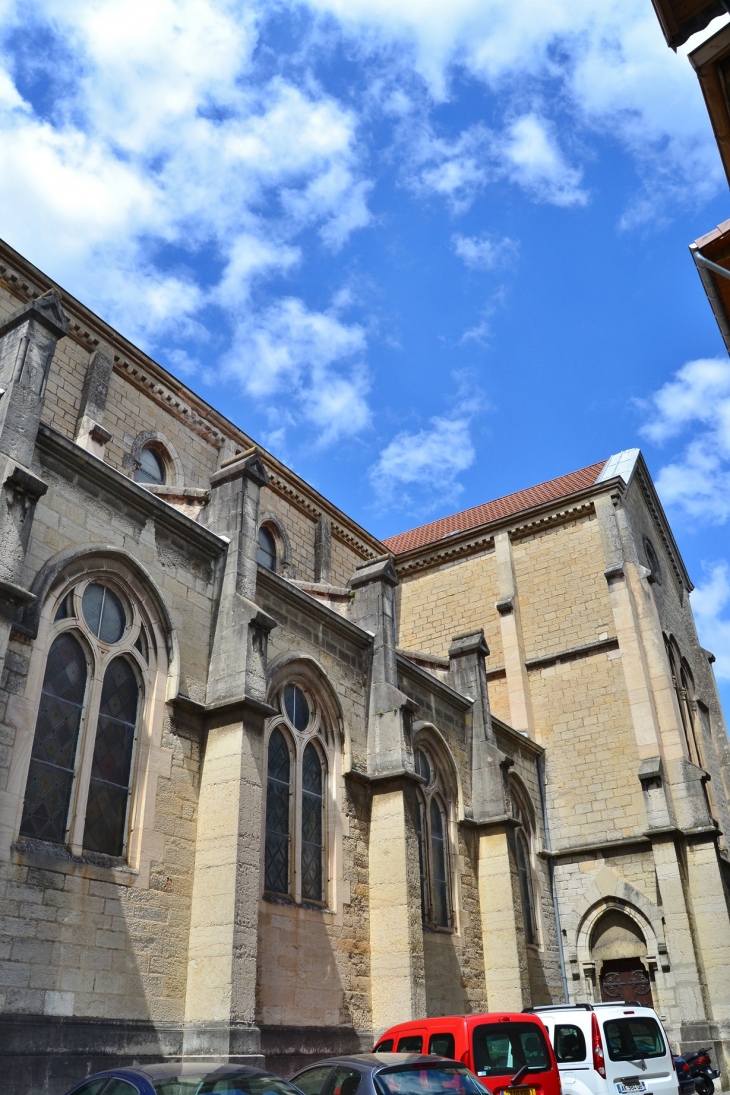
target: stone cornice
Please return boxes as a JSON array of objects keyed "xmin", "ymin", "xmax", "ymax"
[
  {"xmin": 35, "ymin": 424, "xmax": 228, "ymax": 558},
  {"xmin": 392, "ymin": 487, "xmax": 607, "ymax": 577},
  {"xmin": 256, "ymin": 564, "xmax": 374, "ymax": 649},
  {"xmin": 524, "ymin": 636, "xmax": 620, "ymax": 672},
  {"xmin": 491, "ymin": 716, "xmax": 545, "ymax": 757}
]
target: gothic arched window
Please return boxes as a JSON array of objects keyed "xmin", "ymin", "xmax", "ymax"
[
  {"xmin": 414, "ymin": 743, "xmax": 452, "ymax": 930},
  {"xmin": 264, "ymin": 679, "xmax": 329, "ymax": 904},
  {"xmin": 257, "ymin": 526, "xmax": 277, "ymax": 571},
  {"xmin": 18, "ymin": 571, "xmax": 159, "ymax": 861},
  {"xmin": 510, "ymin": 782, "xmax": 539, "ymax": 946}
]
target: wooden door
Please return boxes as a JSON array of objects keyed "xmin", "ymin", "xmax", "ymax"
[{"xmin": 600, "ymin": 958, "xmax": 654, "ymax": 1006}]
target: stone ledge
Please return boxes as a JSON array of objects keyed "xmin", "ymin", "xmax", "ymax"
[
  {"xmin": 167, "ymin": 692, "xmax": 278, "ymax": 724},
  {"xmin": 524, "ymin": 635, "xmax": 619, "ymax": 671},
  {"xmin": 396, "ymin": 652, "xmax": 473, "ymax": 712},
  {"xmin": 10, "ymin": 837, "xmax": 139, "ymax": 886},
  {"xmin": 256, "ymin": 564, "xmax": 374, "ymax": 649}
]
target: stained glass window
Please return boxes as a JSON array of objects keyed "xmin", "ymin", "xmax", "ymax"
[
  {"xmin": 301, "ymin": 743, "xmax": 323, "ymax": 901},
  {"xmin": 82, "ymin": 583, "xmax": 125, "ymax": 644},
  {"xmin": 134, "ymin": 446, "xmax": 166, "ymax": 485},
  {"xmin": 415, "ymin": 747, "xmax": 431, "ymax": 785},
  {"xmin": 515, "ymin": 831, "xmax": 536, "ymax": 944},
  {"xmin": 416, "ymin": 798, "xmax": 427, "ymax": 922},
  {"xmin": 283, "ymin": 683, "xmax": 309, "ymax": 732},
  {"xmin": 20, "ymin": 633, "xmax": 88, "ymax": 844},
  {"xmin": 257, "ymin": 526, "xmax": 277, "ymax": 571},
  {"xmin": 430, "ymin": 797, "xmax": 449, "ymax": 927},
  {"xmin": 83, "ymin": 658, "xmax": 139, "ymax": 856},
  {"xmin": 265, "ymin": 728, "xmax": 291, "ymax": 894},
  {"xmin": 134, "ymin": 626, "xmax": 149, "ymax": 663}
]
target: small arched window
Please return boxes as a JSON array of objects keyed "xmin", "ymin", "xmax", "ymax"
[
  {"xmin": 134, "ymin": 445, "xmax": 166, "ymax": 485},
  {"xmin": 511, "ymin": 782, "xmax": 539, "ymax": 946},
  {"xmin": 18, "ymin": 571, "xmax": 158, "ymax": 861},
  {"xmin": 257, "ymin": 526, "xmax": 277, "ymax": 571},
  {"xmin": 414, "ymin": 743, "xmax": 452, "ymax": 930},
  {"xmin": 264, "ymin": 678, "xmax": 330, "ymax": 904}
]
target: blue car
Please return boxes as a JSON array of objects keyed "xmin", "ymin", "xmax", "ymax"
[{"xmin": 63, "ymin": 1062, "xmax": 307, "ymax": 1095}]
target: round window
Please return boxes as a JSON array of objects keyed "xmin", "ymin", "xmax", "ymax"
[
  {"xmin": 82, "ymin": 583, "xmax": 126, "ymax": 644},
  {"xmin": 283, "ymin": 683, "xmax": 310, "ymax": 731},
  {"xmin": 134, "ymin": 446, "xmax": 166, "ymax": 485}
]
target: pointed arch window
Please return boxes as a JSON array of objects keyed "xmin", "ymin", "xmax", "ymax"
[
  {"xmin": 510, "ymin": 782, "xmax": 539, "ymax": 946},
  {"xmin": 414, "ymin": 743, "xmax": 452, "ymax": 930},
  {"xmin": 264, "ymin": 679, "xmax": 330, "ymax": 904},
  {"xmin": 18, "ymin": 573, "xmax": 158, "ymax": 861}
]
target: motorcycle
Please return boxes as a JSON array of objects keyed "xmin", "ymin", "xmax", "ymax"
[{"xmin": 681, "ymin": 1047, "xmax": 720, "ymax": 1095}]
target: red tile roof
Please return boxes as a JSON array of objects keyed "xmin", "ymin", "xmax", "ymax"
[{"xmin": 382, "ymin": 460, "xmax": 607, "ymax": 555}]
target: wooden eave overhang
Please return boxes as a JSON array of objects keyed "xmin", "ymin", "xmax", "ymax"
[
  {"xmin": 689, "ymin": 23, "xmax": 730, "ymax": 187},
  {"xmin": 650, "ymin": 0, "xmax": 726, "ymax": 50},
  {"xmin": 0, "ymin": 237, "xmax": 386, "ymax": 565},
  {"xmin": 690, "ymin": 217, "xmax": 730, "ymax": 354}
]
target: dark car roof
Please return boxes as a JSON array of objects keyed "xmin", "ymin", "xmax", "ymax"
[
  {"xmin": 114, "ymin": 1063, "xmax": 288, "ymax": 1081},
  {"xmin": 294, "ymin": 1055, "xmax": 459, "ymax": 1072}
]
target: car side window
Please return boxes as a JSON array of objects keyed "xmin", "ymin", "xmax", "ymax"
[
  {"xmin": 330, "ymin": 1068, "xmax": 362, "ymax": 1095},
  {"xmin": 429, "ymin": 1034, "xmax": 456, "ymax": 1058},
  {"xmin": 70, "ymin": 1083, "xmax": 110, "ymax": 1095},
  {"xmin": 294, "ymin": 1067, "xmax": 334, "ymax": 1095},
  {"xmin": 375, "ymin": 1041, "xmax": 394, "ymax": 1053},
  {"xmin": 102, "ymin": 1082, "xmax": 140, "ymax": 1095},
  {"xmin": 554, "ymin": 1026, "xmax": 587, "ymax": 1063},
  {"xmin": 397, "ymin": 1036, "xmax": 423, "ymax": 1052}
]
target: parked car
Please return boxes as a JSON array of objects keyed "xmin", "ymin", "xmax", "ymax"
[
  {"xmin": 291, "ymin": 1053, "xmax": 491, "ymax": 1095},
  {"xmin": 63, "ymin": 1062, "xmax": 308, "ymax": 1095},
  {"xmin": 674, "ymin": 1055, "xmax": 699, "ymax": 1095},
  {"xmin": 525, "ymin": 1003, "xmax": 680, "ymax": 1095},
  {"xmin": 370, "ymin": 1013, "xmax": 561, "ymax": 1095}
]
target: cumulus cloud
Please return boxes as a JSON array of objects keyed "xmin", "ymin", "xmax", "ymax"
[
  {"xmin": 453, "ymin": 233, "xmax": 516, "ymax": 271},
  {"xmin": 691, "ymin": 563, "xmax": 730, "ymax": 681},
  {"xmin": 498, "ymin": 114, "xmax": 587, "ymax": 207},
  {"xmin": 640, "ymin": 359, "xmax": 730, "ymax": 521},
  {"xmin": 223, "ymin": 297, "xmax": 370, "ymax": 447}
]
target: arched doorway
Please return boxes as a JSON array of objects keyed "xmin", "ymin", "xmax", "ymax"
[{"xmin": 591, "ymin": 910, "xmax": 654, "ymax": 1006}]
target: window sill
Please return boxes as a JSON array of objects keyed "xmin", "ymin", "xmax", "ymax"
[
  {"xmin": 262, "ymin": 890, "xmax": 331, "ymax": 913},
  {"xmin": 11, "ymin": 838, "xmax": 139, "ymax": 887}
]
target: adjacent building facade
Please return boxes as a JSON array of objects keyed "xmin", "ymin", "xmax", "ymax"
[{"xmin": 0, "ymin": 237, "xmax": 729, "ymax": 1095}]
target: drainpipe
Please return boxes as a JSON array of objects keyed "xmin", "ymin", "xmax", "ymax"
[{"xmin": 537, "ymin": 751, "xmax": 570, "ymax": 1003}]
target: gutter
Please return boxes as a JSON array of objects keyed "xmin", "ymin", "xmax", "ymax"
[{"xmin": 690, "ymin": 244, "xmax": 730, "ymax": 356}]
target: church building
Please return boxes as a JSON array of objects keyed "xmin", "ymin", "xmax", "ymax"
[{"xmin": 0, "ymin": 237, "xmax": 729, "ymax": 1095}]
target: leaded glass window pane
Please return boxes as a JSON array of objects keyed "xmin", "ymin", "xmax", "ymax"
[
  {"xmin": 415, "ymin": 748, "xmax": 431, "ymax": 785},
  {"xmin": 82, "ymin": 583, "xmax": 125, "ymax": 644},
  {"xmin": 430, "ymin": 797, "xmax": 449, "ymax": 927},
  {"xmin": 516, "ymin": 832, "xmax": 536, "ymax": 945},
  {"xmin": 301, "ymin": 743, "xmax": 323, "ymax": 901},
  {"xmin": 257, "ymin": 526, "xmax": 277, "ymax": 571},
  {"xmin": 83, "ymin": 658, "xmax": 139, "ymax": 856},
  {"xmin": 265, "ymin": 728, "xmax": 291, "ymax": 894},
  {"xmin": 20, "ymin": 633, "xmax": 87, "ymax": 844},
  {"xmin": 416, "ymin": 796, "xmax": 427, "ymax": 923},
  {"xmin": 134, "ymin": 446, "xmax": 166, "ymax": 485},
  {"xmin": 283, "ymin": 683, "xmax": 309, "ymax": 731}
]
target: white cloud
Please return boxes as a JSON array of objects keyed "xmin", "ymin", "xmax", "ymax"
[
  {"xmin": 691, "ymin": 563, "xmax": 730, "ymax": 681},
  {"xmin": 641, "ymin": 359, "xmax": 730, "ymax": 522},
  {"xmin": 369, "ymin": 381, "xmax": 483, "ymax": 510},
  {"xmin": 223, "ymin": 297, "xmax": 370, "ymax": 446},
  {"xmin": 498, "ymin": 114, "xmax": 587, "ymax": 207},
  {"xmin": 453, "ymin": 232, "xmax": 516, "ymax": 271}
]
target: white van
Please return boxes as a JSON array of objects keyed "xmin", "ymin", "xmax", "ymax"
[{"xmin": 526, "ymin": 1003, "xmax": 679, "ymax": 1095}]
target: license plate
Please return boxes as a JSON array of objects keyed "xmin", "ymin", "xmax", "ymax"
[
  {"xmin": 616, "ymin": 1084, "xmax": 646, "ymax": 1094},
  {"xmin": 506, "ymin": 1087, "xmax": 536, "ymax": 1095}
]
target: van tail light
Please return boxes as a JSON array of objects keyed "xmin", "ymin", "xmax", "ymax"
[
  {"xmin": 591, "ymin": 1014, "xmax": 606, "ymax": 1079},
  {"xmin": 461, "ymin": 1049, "xmax": 472, "ymax": 1071}
]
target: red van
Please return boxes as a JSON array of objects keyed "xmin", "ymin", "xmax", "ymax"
[{"xmin": 372, "ymin": 1013, "xmax": 561, "ymax": 1095}]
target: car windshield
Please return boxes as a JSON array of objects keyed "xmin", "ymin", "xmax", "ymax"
[
  {"xmin": 472, "ymin": 1023, "xmax": 551, "ymax": 1079},
  {"xmin": 602, "ymin": 1019, "xmax": 665, "ymax": 1062},
  {"xmin": 375, "ymin": 1065, "xmax": 489, "ymax": 1095},
  {"xmin": 153, "ymin": 1075, "xmax": 303, "ymax": 1095}
]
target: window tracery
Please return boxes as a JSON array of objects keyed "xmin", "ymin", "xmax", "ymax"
[
  {"xmin": 264, "ymin": 678, "xmax": 329, "ymax": 904},
  {"xmin": 18, "ymin": 570, "xmax": 161, "ymax": 861},
  {"xmin": 414, "ymin": 742, "xmax": 452, "ymax": 930}
]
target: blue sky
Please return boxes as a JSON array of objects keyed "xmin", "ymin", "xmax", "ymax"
[{"xmin": 1, "ymin": 0, "xmax": 730, "ymax": 711}]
